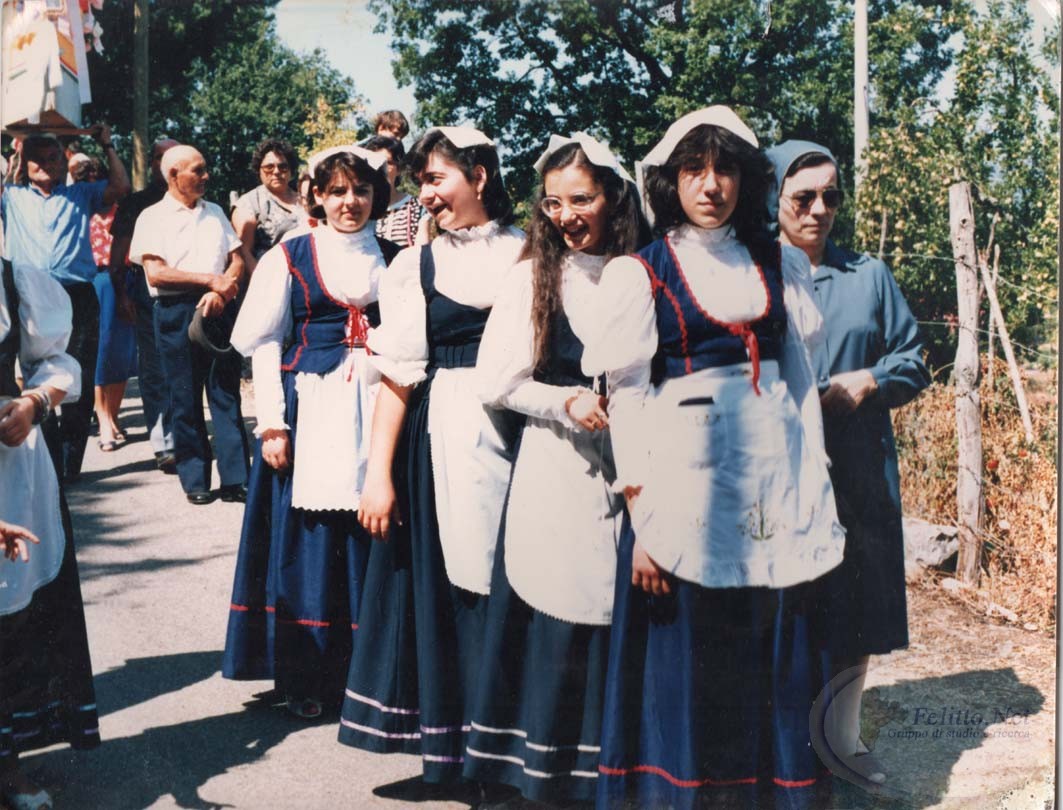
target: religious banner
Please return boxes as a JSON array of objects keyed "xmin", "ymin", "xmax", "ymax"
[{"xmin": 1, "ymin": 0, "xmax": 94, "ymax": 133}]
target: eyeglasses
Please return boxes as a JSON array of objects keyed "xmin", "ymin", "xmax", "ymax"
[
  {"xmin": 540, "ymin": 192, "xmax": 601, "ymax": 216},
  {"xmin": 785, "ymin": 188, "xmax": 844, "ymax": 211},
  {"xmin": 260, "ymin": 162, "xmax": 290, "ymax": 174}
]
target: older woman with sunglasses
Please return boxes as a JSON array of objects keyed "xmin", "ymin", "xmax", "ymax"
[
  {"xmin": 232, "ymin": 138, "xmax": 307, "ymax": 273},
  {"xmin": 767, "ymin": 140, "xmax": 930, "ymax": 784}
]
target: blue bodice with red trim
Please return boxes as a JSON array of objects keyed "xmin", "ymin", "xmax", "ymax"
[
  {"xmin": 634, "ymin": 236, "xmax": 787, "ymax": 389},
  {"xmin": 281, "ymin": 234, "xmax": 372, "ymax": 374}
]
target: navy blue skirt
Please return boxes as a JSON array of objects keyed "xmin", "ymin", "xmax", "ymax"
[
  {"xmin": 463, "ymin": 529, "xmax": 608, "ymax": 803},
  {"xmin": 0, "ymin": 496, "xmax": 99, "ymax": 768},
  {"xmin": 338, "ymin": 381, "xmax": 488, "ymax": 784},
  {"xmin": 222, "ymin": 371, "xmax": 370, "ymax": 705},
  {"xmin": 596, "ymin": 520, "xmax": 833, "ymax": 810}
]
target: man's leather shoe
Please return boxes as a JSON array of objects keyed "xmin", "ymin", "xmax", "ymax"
[
  {"xmin": 186, "ymin": 491, "xmax": 214, "ymax": 505},
  {"xmin": 155, "ymin": 452, "xmax": 177, "ymax": 474},
  {"xmin": 219, "ymin": 484, "xmax": 248, "ymax": 503}
]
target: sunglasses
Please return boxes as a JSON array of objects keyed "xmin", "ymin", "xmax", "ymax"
[
  {"xmin": 786, "ymin": 188, "xmax": 844, "ymax": 210},
  {"xmin": 260, "ymin": 162, "xmax": 290, "ymax": 174}
]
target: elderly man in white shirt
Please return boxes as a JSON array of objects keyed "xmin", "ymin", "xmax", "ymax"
[{"xmin": 129, "ymin": 145, "xmax": 249, "ymax": 505}]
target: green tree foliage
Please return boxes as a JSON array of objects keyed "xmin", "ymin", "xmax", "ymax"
[
  {"xmin": 371, "ymin": 0, "xmax": 957, "ymax": 226},
  {"xmin": 88, "ymin": 1, "xmax": 359, "ymax": 201},
  {"xmin": 856, "ymin": 0, "xmax": 1059, "ymax": 366},
  {"xmin": 376, "ymin": 0, "xmax": 1055, "ymax": 368}
]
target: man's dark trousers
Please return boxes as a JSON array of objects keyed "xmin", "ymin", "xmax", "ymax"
[
  {"xmin": 153, "ymin": 294, "xmax": 249, "ymax": 494},
  {"xmin": 45, "ymin": 281, "xmax": 99, "ymax": 479}
]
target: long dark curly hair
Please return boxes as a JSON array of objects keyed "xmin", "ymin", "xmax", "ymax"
[{"xmin": 523, "ymin": 142, "xmax": 651, "ymax": 371}]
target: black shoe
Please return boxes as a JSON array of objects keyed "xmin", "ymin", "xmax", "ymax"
[
  {"xmin": 218, "ymin": 484, "xmax": 248, "ymax": 503},
  {"xmin": 186, "ymin": 491, "xmax": 214, "ymax": 505},
  {"xmin": 155, "ymin": 452, "xmax": 177, "ymax": 474}
]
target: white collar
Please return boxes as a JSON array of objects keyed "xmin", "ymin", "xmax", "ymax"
[
  {"xmin": 564, "ymin": 249, "xmax": 609, "ymax": 276},
  {"xmin": 316, "ymin": 222, "xmax": 378, "ymax": 248},
  {"xmin": 442, "ymin": 219, "xmax": 502, "ymax": 243},
  {"xmin": 387, "ymin": 193, "xmax": 413, "ymax": 212},
  {"xmin": 164, "ymin": 191, "xmax": 203, "ymax": 212},
  {"xmin": 671, "ymin": 223, "xmax": 736, "ymax": 248}
]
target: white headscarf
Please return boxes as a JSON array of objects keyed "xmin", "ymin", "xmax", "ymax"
[
  {"xmin": 431, "ymin": 126, "xmax": 494, "ymax": 149},
  {"xmin": 636, "ymin": 105, "xmax": 759, "ymax": 224},
  {"xmin": 308, "ymin": 144, "xmax": 387, "ymax": 175},
  {"xmin": 533, "ymin": 132, "xmax": 634, "ymax": 183}
]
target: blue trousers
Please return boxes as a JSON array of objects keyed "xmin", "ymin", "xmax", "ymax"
[
  {"xmin": 131, "ymin": 272, "xmax": 173, "ymax": 455},
  {"xmin": 153, "ymin": 295, "xmax": 248, "ymax": 493}
]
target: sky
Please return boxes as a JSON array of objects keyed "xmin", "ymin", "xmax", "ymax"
[{"xmin": 274, "ymin": 0, "xmax": 417, "ymax": 119}]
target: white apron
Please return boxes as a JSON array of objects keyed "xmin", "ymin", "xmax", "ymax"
[
  {"xmin": 0, "ymin": 419, "xmax": 65, "ymax": 615},
  {"xmin": 503, "ymin": 418, "xmax": 622, "ymax": 625},
  {"xmin": 630, "ymin": 361, "xmax": 845, "ymax": 589}
]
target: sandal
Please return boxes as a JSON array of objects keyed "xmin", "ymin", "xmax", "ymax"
[
  {"xmin": 97, "ymin": 439, "xmax": 118, "ymax": 453},
  {"xmin": 285, "ymin": 696, "xmax": 323, "ymax": 719}
]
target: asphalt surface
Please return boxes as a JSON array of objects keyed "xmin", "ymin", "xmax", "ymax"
[{"xmin": 18, "ymin": 382, "xmax": 472, "ymax": 810}]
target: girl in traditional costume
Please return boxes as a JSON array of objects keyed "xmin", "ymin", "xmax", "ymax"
[
  {"xmin": 589, "ymin": 107, "xmax": 845, "ymax": 810},
  {"xmin": 462, "ymin": 133, "xmax": 649, "ymax": 805},
  {"xmin": 222, "ymin": 145, "xmax": 398, "ymax": 719},
  {"xmin": 338, "ymin": 127, "xmax": 524, "ymax": 784}
]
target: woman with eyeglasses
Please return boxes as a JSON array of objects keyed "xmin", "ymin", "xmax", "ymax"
[
  {"xmin": 588, "ymin": 108, "xmax": 846, "ymax": 810},
  {"xmin": 767, "ymin": 140, "xmax": 929, "ymax": 784},
  {"xmin": 463, "ymin": 134, "xmax": 649, "ymax": 804},
  {"xmin": 232, "ymin": 138, "xmax": 307, "ymax": 274}
]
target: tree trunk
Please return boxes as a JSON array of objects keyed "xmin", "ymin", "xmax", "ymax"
[
  {"xmin": 132, "ymin": 0, "xmax": 149, "ymax": 191},
  {"xmin": 949, "ymin": 182, "xmax": 983, "ymax": 586}
]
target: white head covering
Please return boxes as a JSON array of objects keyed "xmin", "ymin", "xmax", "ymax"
[
  {"xmin": 68, "ymin": 152, "xmax": 92, "ymax": 167},
  {"xmin": 636, "ymin": 105, "xmax": 759, "ymax": 225},
  {"xmin": 431, "ymin": 125, "xmax": 494, "ymax": 149},
  {"xmin": 533, "ymin": 132, "xmax": 634, "ymax": 183},
  {"xmin": 308, "ymin": 144, "xmax": 387, "ymax": 175}
]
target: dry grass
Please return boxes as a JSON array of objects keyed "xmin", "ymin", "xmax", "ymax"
[{"xmin": 893, "ymin": 358, "xmax": 1057, "ymax": 630}]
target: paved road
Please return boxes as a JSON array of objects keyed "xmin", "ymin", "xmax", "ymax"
[
  {"xmin": 15, "ymin": 385, "xmax": 1055, "ymax": 810},
  {"xmin": 19, "ymin": 384, "xmax": 471, "ymax": 810}
]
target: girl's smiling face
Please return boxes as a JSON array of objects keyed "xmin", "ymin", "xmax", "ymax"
[
  {"xmin": 318, "ymin": 168, "xmax": 374, "ymax": 233},
  {"xmin": 417, "ymin": 152, "xmax": 490, "ymax": 230},
  {"xmin": 542, "ymin": 163, "xmax": 609, "ymax": 255}
]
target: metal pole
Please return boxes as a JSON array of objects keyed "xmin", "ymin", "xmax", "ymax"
[
  {"xmin": 854, "ymin": 0, "xmax": 869, "ymax": 202},
  {"xmin": 132, "ymin": 0, "xmax": 149, "ymax": 191}
]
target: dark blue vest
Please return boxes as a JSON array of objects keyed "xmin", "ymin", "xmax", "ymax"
[
  {"xmin": 281, "ymin": 234, "xmax": 397, "ymax": 374},
  {"xmin": 533, "ymin": 306, "xmax": 594, "ymax": 389},
  {"xmin": 420, "ymin": 245, "xmax": 490, "ymax": 372},
  {"xmin": 634, "ymin": 235, "xmax": 786, "ymax": 389}
]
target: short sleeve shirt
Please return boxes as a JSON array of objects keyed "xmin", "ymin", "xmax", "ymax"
[
  {"xmin": 1, "ymin": 179, "xmax": 108, "ymax": 285},
  {"xmin": 129, "ymin": 193, "xmax": 242, "ymax": 297}
]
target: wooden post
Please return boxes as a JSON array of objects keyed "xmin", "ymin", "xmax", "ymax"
[
  {"xmin": 979, "ymin": 248, "xmax": 1035, "ymax": 444},
  {"xmin": 949, "ymin": 182, "xmax": 983, "ymax": 586},
  {"xmin": 877, "ymin": 209, "xmax": 888, "ymax": 261},
  {"xmin": 987, "ymin": 245, "xmax": 999, "ymax": 391},
  {"xmin": 132, "ymin": 0, "xmax": 149, "ymax": 191}
]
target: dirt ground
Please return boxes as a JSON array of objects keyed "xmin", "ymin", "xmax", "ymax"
[{"xmin": 831, "ymin": 578, "xmax": 1056, "ymax": 809}]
